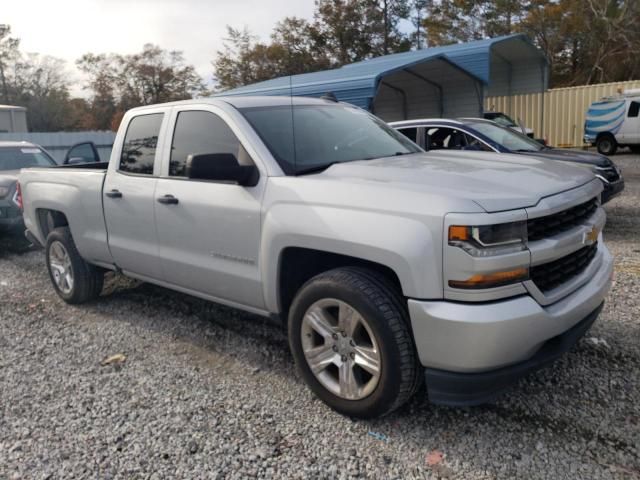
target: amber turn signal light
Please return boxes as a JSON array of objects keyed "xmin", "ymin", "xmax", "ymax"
[
  {"xmin": 448, "ymin": 225, "xmax": 470, "ymax": 242},
  {"xmin": 448, "ymin": 267, "xmax": 529, "ymax": 289}
]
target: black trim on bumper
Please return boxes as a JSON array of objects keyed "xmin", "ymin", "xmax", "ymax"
[
  {"xmin": 424, "ymin": 303, "xmax": 604, "ymax": 406},
  {"xmin": 602, "ymin": 179, "xmax": 624, "ymax": 204}
]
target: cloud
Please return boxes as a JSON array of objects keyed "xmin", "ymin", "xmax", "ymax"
[{"xmin": 5, "ymin": 0, "xmax": 315, "ymax": 96}]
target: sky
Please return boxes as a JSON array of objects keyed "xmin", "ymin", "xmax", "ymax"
[{"xmin": 5, "ymin": 0, "xmax": 317, "ymax": 96}]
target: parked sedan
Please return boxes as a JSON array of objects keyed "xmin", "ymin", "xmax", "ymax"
[
  {"xmin": 0, "ymin": 141, "xmax": 57, "ymax": 232},
  {"xmin": 390, "ymin": 118, "xmax": 625, "ymax": 204}
]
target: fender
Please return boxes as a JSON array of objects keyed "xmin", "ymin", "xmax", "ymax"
[
  {"xmin": 21, "ymin": 170, "xmax": 112, "ymax": 265},
  {"xmin": 261, "ymin": 202, "xmax": 443, "ymax": 313}
]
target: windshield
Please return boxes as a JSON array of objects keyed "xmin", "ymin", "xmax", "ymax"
[
  {"xmin": 487, "ymin": 113, "xmax": 517, "ymax": 127},
  {"xmin": 468, "ymin": 121, "xmax": 544, "ymax": 152},
  {"xmin": 239, "ymin": 104, "xmax": 422, "ymax": 175},
  {"xmin": 0, "ymin": 146, "xmax": 56, "ymax": 171}
]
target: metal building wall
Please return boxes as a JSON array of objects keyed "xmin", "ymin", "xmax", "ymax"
[{"xmin": 486, "ymin": 80, "xmax": 640, "ymax": 147}]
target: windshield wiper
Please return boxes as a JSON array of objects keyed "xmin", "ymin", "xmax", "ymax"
[
  {"xmin": 296, "ymin": 162, "xmax": 341, "ymax": 176},
  {"xmin": 296, "ymin": 151, "xmax": 413, "ymax": 175}
]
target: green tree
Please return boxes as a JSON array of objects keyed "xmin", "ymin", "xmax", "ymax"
[
  {"xmin": 79, "ymin": 45, "xmax": 207, "ymax": 128},
  {"xmin": 11, "ymin": 54, "xmax": 75, "ymax": 131},
  {"xmin": 76, "ymin": 53, "xmax": 118, "ymax": 130},
  {"xmin": 0, "ymin": 25, "xmax": 21, "ymax": 104},
  {"xmin": 213, "ymin": 20, "xmax": 331, "ymax": 91}
]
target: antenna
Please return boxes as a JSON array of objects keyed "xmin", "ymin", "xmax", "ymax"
[{"xmin": 289, "ymin": 74, "xmax": 297, "ymax": 172}]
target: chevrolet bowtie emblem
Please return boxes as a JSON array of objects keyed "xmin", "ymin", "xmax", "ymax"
[{"xmin": 584, "ymin": 226, "xmax": 599, "ymax": 244}]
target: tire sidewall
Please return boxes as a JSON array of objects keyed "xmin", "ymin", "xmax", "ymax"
[
  {"xmin": 288, "ymin": 275, "xmax": 406, "ymax": 418},
  {"xmin": 597, "ymin": 135, "xmax": 616, "ymax": 155},
  {"xmin": 45, "ymin": 228, "xmax": 81, "ymax": 302}
]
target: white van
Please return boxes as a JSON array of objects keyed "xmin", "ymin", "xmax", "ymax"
[{"xmin": 584, "ymin": 89, "xmax": 640, "ymax": 155}]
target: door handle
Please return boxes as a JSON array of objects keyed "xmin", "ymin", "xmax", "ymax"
[
  {"xmin": 157, "ymin": 194, "xmax": 179, "ymax": 205},
  {"xmin": 105, "ymin": 189, "xmax": 122, "ymax": 198}
]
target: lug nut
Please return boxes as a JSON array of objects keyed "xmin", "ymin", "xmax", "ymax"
[
  {"xmin": 349, "ymin": 340, "xmax": 355, "ymax": 346},
  {"xmin": 332, "ymin": 345, "xmax": 338, "ymax": 352},
  {"xmin": 350, "ymin": 352, "xmax": 355, "ymax": 359},
  {"xmin": 341, "ymin": 355, "xmax": 347, "ymax": 362},
  {"xmin": 341, "ymin": 331, "xmax": 347, "ymax": 337},
  {"xmin": 332, "ymin": 333, "xmax": 338, "ymax": 340}
]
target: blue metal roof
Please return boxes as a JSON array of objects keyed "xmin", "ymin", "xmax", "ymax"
[
  {"xmin": 219, "ymin": 34, "xmax": 545, "ymax": 110},
  {"xmin": 220, "ymin": 52, "xmax": 475, "ymax": 109}
]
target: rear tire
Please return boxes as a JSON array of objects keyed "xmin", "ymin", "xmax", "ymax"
[
  {"xmin": 596, "ymin": 134, "xmax": 617, "ymax": 156},
  {"xmin": 288, "ymin": 267, "xmax": 420, "ymax": 418},
  {"xmin": 46, "ymin": 227, "xmax": 104, "ymax": 304}
]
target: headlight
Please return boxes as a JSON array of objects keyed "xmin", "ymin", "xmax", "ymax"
[
  {"xmin": 448, "ymin": 221, "xmax": 527, "ymax": 257},
  {"xmin": 0, "ymin": 186, "xmax": 9, "ymax": 198}
]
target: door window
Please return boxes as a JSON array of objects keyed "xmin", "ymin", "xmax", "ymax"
[
  {"xmin": 397, "ymin": 127, "xmax": 417, "ymax": 142},
  {"xmin": 66, "ymin": 142, "xmax": 99, "ymax": 164},
  {"xmin": 427, "ymin": 127, "xmax": 465, "ymax": 150},
  {"xmin": 628, "ymin": 101, "xmax": 639, "ymax": 118},
  {"xmin": 119, "ymin": 113, "xmax": 164, "ymax": 175},
  {"xmin": 170, "ymin": 110, "xmax": 247, "ymax": 177}
]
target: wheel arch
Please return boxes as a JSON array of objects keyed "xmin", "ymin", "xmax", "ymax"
[
  {"xmin": 36, "ymin": 208, "xmax": 69, "ymax": 240},
  {"xmin": 276, "ymin": 247, "xmax": 405, "ymax": 319}
]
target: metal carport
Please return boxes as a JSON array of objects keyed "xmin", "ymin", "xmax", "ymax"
[{"xmin": 219, "ymin": 34, "xmax": 547, "ymax": 122}]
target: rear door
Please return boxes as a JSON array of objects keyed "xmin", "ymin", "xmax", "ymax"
[
  {"xmin": 103, "ymin": 110, "xmax": 167, "ymax": 280},
  {"xmin": 153, "ymin": 106, "xmax": 266, "ymax": 309}
]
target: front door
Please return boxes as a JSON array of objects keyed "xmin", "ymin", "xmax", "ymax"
[
  {"xmin": 103, "ymin": 112, "xmax": 165, "ymax": 280},
  {"xmin": 154, "ymin": 108, "xmax": 265, "ymax": 309}
]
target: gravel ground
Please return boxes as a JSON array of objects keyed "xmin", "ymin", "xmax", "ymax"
[{"xmin": 1, "ymin": 154, "xmax": 639, "ymax": 480}]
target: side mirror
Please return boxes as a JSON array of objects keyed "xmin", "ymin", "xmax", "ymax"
[
  {"xmin": 64, "ymin": 141, "xmax": 100, "ymax": 165},
  {"xmin": 186, "ymin": 153, "xmax": 259, "ymax": 186}
]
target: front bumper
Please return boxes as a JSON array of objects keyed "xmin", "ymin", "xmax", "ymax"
[
  {"xmin": 423, "ymin": 303, "xmax": 602, "ymax": 406},
  {"xmin": 602, "ymin": 179, "xmax": 625, "ymax": 203},
  {"xmin": 407, "ymin": 242, "xmax": 613, "ymax": 403}
]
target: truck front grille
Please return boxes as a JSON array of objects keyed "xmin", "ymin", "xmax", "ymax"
[
  {"xmin": 527, "ymin": 197, "xmax": 598, "ymax": 241},
  {"xmin": 530, "ymin": 242, "xmax": 598, "ymax": 292}
]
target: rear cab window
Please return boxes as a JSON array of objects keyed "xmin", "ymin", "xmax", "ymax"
[{"xmin": 119, "ymin": 113, "xmax": 164, "ymax": 175}]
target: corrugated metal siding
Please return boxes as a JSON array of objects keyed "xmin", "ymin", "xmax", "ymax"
[
  {"xmin": 486, "ymin": 80, "xmax": 640, "ymax": 147},
  {"xmin": 0, "ymin": 131, "xmax": 116, "ymax": 163},
  {"xmin": 372, "ymin": 58, "xmax": 482, "ymax": 121}
]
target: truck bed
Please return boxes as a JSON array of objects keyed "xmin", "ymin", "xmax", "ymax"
[{"xmin": 19, "ymin": 166, "xmax": 113, "ymax": 266}]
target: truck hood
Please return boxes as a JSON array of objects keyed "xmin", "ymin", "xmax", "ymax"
[
  {"xmin": 317, "ymin": 152, "xmax": 596, "ymax": 213},
  {"xmin": 518, "ymin": 148, "xmax": 611, "ymax": 167}
]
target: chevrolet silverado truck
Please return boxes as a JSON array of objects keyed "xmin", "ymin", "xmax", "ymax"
[{"xmin": 18, "ymin": 97, "xmax": 613, "ymax": 418}]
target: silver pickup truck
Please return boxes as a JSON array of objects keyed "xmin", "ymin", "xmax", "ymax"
[{"xmin": 18, "ymin": 97, "xmax": 613, "ymax": 418}]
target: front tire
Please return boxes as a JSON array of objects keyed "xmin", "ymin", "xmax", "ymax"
[
  {"xmin": 46, "ymin": 227, "xmax": 104, "ymax": 304},
  {"xmin": 288, "ymin": 267, "xmax": 420, "ymax": 418},
  {"xmin": 596, "ymin": 134, "xmax": 617, "ymax": 156}
]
